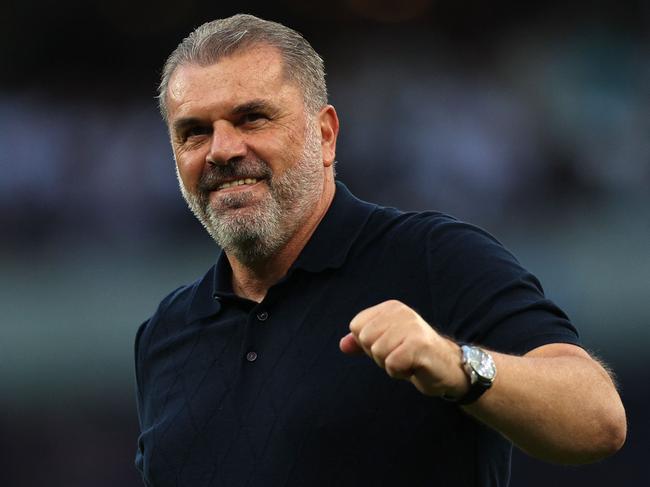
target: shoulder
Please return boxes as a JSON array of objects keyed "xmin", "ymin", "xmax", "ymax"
[
  {"xmin": 134, "ymin": 267, "xmax": 215, "ymax": 358},
  {"xmin": 141, "ymin": 280, "xmax": 198, "ymax": 329},
  {"xmin": 362, "ymin": 205, "xmax": 509, "ymax": 261},
  {"xmin": 134, "ymin": 283, "xmax": 192, "ymax": 358}
]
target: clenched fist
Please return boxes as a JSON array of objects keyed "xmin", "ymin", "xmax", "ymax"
[{"xmin": 339, "ymin": 300, "xmax": 469, "ymax": 398}]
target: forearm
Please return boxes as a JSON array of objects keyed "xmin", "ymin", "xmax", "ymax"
[
  {"xmin": 341, "ymin": 301, "xmax": 627, "ymax": 465},
  {"xmin": 461, "ymin": 346, "xmax": 627, "ymax": 464}
]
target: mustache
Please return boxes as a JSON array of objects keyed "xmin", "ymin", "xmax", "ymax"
[{"xmin": 197, "ymin": 158, "xmax": 273, "ymax": 193}]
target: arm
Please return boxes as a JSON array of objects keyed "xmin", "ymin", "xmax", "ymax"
[{"xmin": 339, "ymin": 300, "xmax": 627, "ymax": 465}]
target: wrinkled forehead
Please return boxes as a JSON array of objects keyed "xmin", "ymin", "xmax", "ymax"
[
  {"xmin": 168, "ymin": 44, "xmax": 296, "ymax": 103},
  {"xmin": 166, "ymin": 46, "xmax": 305, "ymax": 121}
]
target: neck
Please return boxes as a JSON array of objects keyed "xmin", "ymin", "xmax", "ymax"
[{"xmin": 227, "ymin": 180, "xmax": 336, "ymax": 303}]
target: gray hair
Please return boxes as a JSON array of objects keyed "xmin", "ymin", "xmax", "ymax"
[{"xmin": 158, "ymin": 14, "xmax": 328, "ymax": 121}]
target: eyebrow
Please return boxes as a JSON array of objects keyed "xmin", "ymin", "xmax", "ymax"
[
  {"xmin": 172, "ymin": 99, "xmax": 277, "ymax": 135},
  {"xmin": 172, "ymin": 117, "xmax": 204, "ymax": 135},
  {"xmin": 232, "ymin": 99, "xmax": 277, "ymax": 116}
]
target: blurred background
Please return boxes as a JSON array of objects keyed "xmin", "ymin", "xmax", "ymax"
[{"xmin": 1, "ymin": 0, "xmax": 648, "ymax": 485}]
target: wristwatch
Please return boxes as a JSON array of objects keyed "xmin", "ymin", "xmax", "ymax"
[{"xmin": 446, "ymin": 345, "xmax": 497, "ymax": 405}]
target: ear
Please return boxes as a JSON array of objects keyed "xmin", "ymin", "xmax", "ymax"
[{"xmin": 318, "ymin": 105, "xmax": 339, "ymax": 167}]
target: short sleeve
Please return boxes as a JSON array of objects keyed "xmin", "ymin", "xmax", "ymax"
[{"xmin": 426, "ymin": 219, "xmax": 580, "ymax": 355}]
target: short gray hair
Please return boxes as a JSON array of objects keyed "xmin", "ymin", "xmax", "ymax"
[{"xmin": 158, "ymin": 14, "xmax": 328, "ymax": 121}]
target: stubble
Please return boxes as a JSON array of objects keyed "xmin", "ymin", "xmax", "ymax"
[{"xmin": 178, "ymin": 121, "xmax": 323, "ymax": 265}]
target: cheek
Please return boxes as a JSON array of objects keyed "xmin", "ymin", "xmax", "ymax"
[
  {"xmin": 175, "ymin": 154, "xmax": 204, "ymax": 190},
  {"xmin": 252, "ymin": 132, "xmax": 304, "ymax": 172}
]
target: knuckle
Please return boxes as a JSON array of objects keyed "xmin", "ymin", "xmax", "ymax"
[
  {"xmin": 385, "ymin": 299, "xmax": 403, "ymax": 310},
  {"xmin": 370, "ymin": 341, "xmax": 383, "ymax": 358},
  {"xmin": 349, "ymin": 318, "xmax": 362, "ymax": 333},
  {"xmin": 358, "ymin": 331, "xmax": 374, "ymax": 348},
  {"xmin": 384, "ymin": 353, "xmax": 405, "ymax": 377}
]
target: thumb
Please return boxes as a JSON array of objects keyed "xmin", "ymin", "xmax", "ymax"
[{"xmin": 339, "ymin": 332, "xmax": 365, "ymax": 355}]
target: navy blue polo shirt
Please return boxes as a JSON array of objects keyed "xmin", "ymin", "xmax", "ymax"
[{"xmin": 135, "ymin": 182, "xmax": 579, "ymax": 487}]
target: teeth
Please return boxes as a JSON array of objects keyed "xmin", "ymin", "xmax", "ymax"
[{"xmin": 218, "ymin": 178, "xmax": 258, "ymax": 190}]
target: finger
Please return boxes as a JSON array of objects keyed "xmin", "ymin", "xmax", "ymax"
[
  {"xmin": 349, "ymin": 300, "xmax": 399, "ymax": 334},
  {"xmin": 384, "ymin": 342, "xmax": 417, "ymax": 380},
  {"xmin": 355, "ymin": 317, "xmax": 391, "ymax": 355},
  {"xmin": 339, "ymin": 333, "xmax": 365, "ymax": 355},
  {"xmin": 369, "ymin": 327, "xmax": 407, "ymax": 369}
]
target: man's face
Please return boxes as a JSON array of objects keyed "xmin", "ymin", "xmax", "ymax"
[{"xmin": 166, "ymin": 45, "xmax": 326, "ymax": 263}]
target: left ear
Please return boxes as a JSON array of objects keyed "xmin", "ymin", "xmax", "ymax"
[{"xmin": 318, "ymin": 105, "xmax": 339, "ymax": 167}]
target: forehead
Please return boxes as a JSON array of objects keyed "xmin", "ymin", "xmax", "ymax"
[{"xmin": 166, "ymin": 45, "xmax": 303, "ymax": 119}]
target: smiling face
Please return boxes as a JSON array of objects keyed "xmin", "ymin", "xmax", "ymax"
[{"xmin": 166, "ymin": 45, "xmax": 336, "ymax": 264}]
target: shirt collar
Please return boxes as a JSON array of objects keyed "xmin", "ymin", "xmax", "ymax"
[
  {"xmin": 290, "ymin": 181, "xmax": 377, "ymax": 273},
  {"xmin": 207, "ymin": 180, "xmax": 376, "ymax": 304}
]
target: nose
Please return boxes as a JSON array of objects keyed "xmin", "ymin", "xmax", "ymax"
[{"xmin": 206, "ymin": 120, "xmax": 247, "ymax": 165}]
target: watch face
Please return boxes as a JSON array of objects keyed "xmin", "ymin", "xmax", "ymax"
[{"xmin": 464, "ymin": 346, "xmax": 497, "ymax": 381}]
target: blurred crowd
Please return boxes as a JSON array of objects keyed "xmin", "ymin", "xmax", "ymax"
[{"xmin": 1, "ymin": 5, "xmax": 647, "ymax": 248}]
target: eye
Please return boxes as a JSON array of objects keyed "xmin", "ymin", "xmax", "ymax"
[
  {"xmin": 185, "ymin": 125, "xmax": 211, "ymax": 138},
  {"xmin": 240, "ymin": 112, "xmax": 268, "ymax": 125},
  {"xmin": 175, "ymin": 125, "xmax": 211, "ymax": 145}
]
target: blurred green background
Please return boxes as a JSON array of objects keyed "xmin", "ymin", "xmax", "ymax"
[{"xmin": 1, "ymin": 1, "xmax": 648, "ymax": 485}]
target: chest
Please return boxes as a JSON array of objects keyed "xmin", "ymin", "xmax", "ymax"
[{"xmin": 137, "ymin": 268, "xmax": 468, "ymax": 485}]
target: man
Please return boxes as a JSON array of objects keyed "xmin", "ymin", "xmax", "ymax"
[{"xmin": 134, "ymin": 14, "xmax": 626, "ymax": 487}]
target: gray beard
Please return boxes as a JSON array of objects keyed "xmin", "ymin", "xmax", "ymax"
[{"xmin": 178, "ymin": 125, "xmax": 323, "ymax": 265}]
